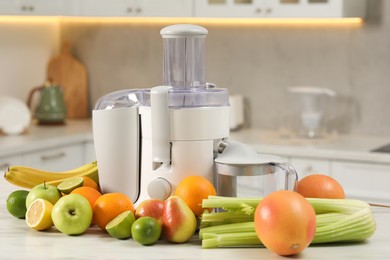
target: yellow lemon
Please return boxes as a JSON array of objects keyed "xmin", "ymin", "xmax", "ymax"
[{"xmin": 26, "ymin": 199, "xmax": 54, "ymax": 231}]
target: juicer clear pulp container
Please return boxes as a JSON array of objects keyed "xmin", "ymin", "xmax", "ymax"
[{"xmin": 161, "ymin": 24, "xmax": 228, "ymax": 108}]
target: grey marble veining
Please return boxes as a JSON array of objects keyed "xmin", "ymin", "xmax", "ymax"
[{"xmin": 60, "ymin": 1, "xmax": 390, "ymax": 136}]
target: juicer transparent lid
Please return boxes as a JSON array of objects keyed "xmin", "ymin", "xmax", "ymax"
[
  {"xmin": 94, "ymin": 86, "xmax": 229, "ymax": 110},
  {"xmin": 95, "ymin": 24, "xmax": 229, "ymax": 110}
]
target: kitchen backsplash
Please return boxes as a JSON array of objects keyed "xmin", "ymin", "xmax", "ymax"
[
  {"xmin": 2, "ymin": 1, "xmax": 389, "ymax": 136},
  {"xmin": 0, "ymin": 20, "xmax": 59, "ymax": 100}
]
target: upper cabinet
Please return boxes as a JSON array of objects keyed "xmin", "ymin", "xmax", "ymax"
[
  {"xmin": 0, "ymin": 0, "xmax": 74, "ymax": 16},
  {"xmin": 79, "ymin": 0, "xmax": 192, "ymax": 17},
  {"xmin": 0, "ymin": 0, "xmax": 366, "ymax": 18},
  {"xmin": 194, "ymin": 0, "xmax": 366, "ymax": 18}
]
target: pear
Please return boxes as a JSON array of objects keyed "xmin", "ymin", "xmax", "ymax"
[{"xmin": 162, "ymin": 196, "xmax": 197, "ymax": 243}]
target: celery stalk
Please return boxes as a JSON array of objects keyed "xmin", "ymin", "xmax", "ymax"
[
  {"xmin": 199, "ymin": 196, "xmax": 376, "ymax": 248},
  {"xmin": 200, "ymin": 211, "xmax": 253, "ymax": 228},
  {"xmin": 316, "ymin": 212, "xmax": 347, "ymax": 227},
  {"xmin": 307, "ymin": 198, "xmax": 370, "ymax": 214},
  {"xmin": 313, "ymin": 207, "xmax": 376, "ymax": 243},
  {"xmin": 202, "ymin": 232, "xmax": 262, "ymax": 249},
  {"xmin": 202, "ymin": 196, "xmax": 261, "ymax": 209},
  {"xmin": 199, "ymin": 222, "xmax": 255, "ymax": 239}
]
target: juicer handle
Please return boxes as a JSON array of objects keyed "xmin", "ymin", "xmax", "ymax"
[{"xmin": 151, "ymin": 85, "xmax": 172, "ymax": 164}]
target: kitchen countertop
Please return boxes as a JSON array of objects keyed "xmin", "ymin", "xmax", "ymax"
[
  {"xmin": 0, "ymin": 120, "xmax": 94, "ymax": 158},
  {"xmin": 0, "ymin": 199, "xmax": 389, "ymax": 259},
  {"xmin": 230, "ymin": 129, "xmax": 390, "ymax": 164},
  {"xmin": 2, "ymin": 122, "xmax": 390, "ymax": 258}
]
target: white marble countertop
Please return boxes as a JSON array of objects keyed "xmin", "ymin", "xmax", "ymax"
[
  {"xmin": 230, "ymin": 129, "xmax": 390, "ymax": 164},
  {"xmin": 0, "ymin": 199, "xmax": 389, "ymax": 260},
  {"xmin": 0, "ymin": 120, "xmax": 94, "ymax": 157},
  {"xmin": 1, "ymin": 122, "xmax": 390, "ymax": 258}
]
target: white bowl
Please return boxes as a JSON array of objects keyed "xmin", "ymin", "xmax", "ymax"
[{"xmin": 0, "ymin": 96, "xmax": 31, "ymax": 135}]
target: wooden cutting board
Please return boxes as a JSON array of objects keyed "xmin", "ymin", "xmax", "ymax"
[{"xmin": 47, "ymin": 42, "xmax": 89, "ymax": 119}]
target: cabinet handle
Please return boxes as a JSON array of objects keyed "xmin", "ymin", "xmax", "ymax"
[
  {"xmin": 136, "ymin": 7, "xmax": 142, "ymax": 13},
  {"xmin": 0, "ymin": 163, "xmax": 10, "ymax": 169},
  {"xmin": 21, "ymin": 5, "xmax": 34, "ymax": 12},
  {"xmin": 266, "ymin": 8, "xmax": 272, "ymax": 14},
  {"xmin": 127, "ymin": 7, "xmax": 133, "ymax": 13},
  {"xmin": 41, "ymin": 152, "xmax": 65, "ymax": 161},
  {"xmin": 255, "ymin": 8, "xmax": 262, "ymax": 14}
]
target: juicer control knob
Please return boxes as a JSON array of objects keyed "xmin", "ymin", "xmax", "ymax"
[{"xmin": 147, "ymin": 178, "xmax": 172, "ymax": 200}]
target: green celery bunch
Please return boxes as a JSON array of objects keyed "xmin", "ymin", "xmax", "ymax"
[{"xmin": 199, "ymin": 196, "xmax": 376, "ymax": 249}]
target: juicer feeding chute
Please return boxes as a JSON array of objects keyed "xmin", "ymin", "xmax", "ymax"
[{"xmin": 161, "ymin": 24, "xmax": 207, "ymax": 89}]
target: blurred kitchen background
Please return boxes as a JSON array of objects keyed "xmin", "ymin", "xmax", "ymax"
[
  {"xmin": 2, "ymin": 0, "xmax": 390, "ymax": 204},
  {"xmin": 1, "ymin": 0, "xmax": 389, "ymax": 136}
]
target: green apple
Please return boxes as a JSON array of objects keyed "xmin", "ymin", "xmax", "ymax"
[
  {"xmin": 51, "ymin": 194, "xmax": 92, "ymax": 235},
  {"xmin": 26, "ymin": 183, "xmax": 62, "ymax": 208}
]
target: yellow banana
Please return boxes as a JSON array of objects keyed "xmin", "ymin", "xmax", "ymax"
[
  {"xmin": 4, "ymin": 161, "xmax": 99, "ymax": 189},
  {"xmin": 7, "ymin": 161, "xmax": 97, "ymax": 180}
]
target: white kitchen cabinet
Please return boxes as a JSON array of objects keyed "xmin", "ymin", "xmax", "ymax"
[
  {"xmin": 266, "ymin": 0, "xmax": 366, "ymax": 18},
  {"xmin": 194, "ymin": 0, "xmax": 366, "ymax": 18},
  {"xmin": 0, "ymin": 154, "xmax": 22, "ymax": 171},
  {"xmin": 84, "ymin": 141, "xmax": 96, "ymax": 163},
  {"xmin": 23, "ymin": 144, "xmax": 84, "ymax": 172},
  {"xmin": 290, "ymin": 157, "xmax": 330, "ymax": 178},
  {"xmin": 331, "ymin": 161, "xmax": 390, "ymax": 204},
  {"xmin": 79, "ymin": 0, "xmax": 192, "ymax": 17},
  {"xmin": 0, "ymin": 0, "xmax": 73, "ymax": 16},
  {"xmin": 137, "ymin": 0, "xmax": 192, "ymax": 17},
  {"xmin": 0, "ymin": 0, "xmax": 18, "ymax": 14},
  {"xmin": 0, "ymin": 155, "xmax": 24, "ymax": 197},
  {"xmin": 79, "ymin": 0, "xmax": 134, "ymax": 17},
  {"xmin": 194, "ymin": 0, "xmax": 261, "ymax": 18},
  {"xmin": 0, "ymin": 0, "xmax": 365, "ymax": 18}
]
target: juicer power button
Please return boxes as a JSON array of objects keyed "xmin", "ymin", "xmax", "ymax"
[{"xmin": 147, "ymin": 178, "xmax": 172, "ymax": 200}]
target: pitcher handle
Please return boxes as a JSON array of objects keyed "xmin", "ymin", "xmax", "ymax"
[{"xmin": 270, "ymin": 162, "xmax": 298, "ymax": 191}]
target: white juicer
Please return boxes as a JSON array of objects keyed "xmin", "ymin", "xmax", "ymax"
[{"xmin": 92, "ymin": 24, "xmax": 298, "ymax": 204}]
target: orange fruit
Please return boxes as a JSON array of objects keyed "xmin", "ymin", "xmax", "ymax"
[
  {"xmin": 70, "ymin": 187, "xmax": 102, "ymax": 209},
  {"xmin": 71, "ymin": 187, "xmax": 102, "ymax": 225},
  {"xmin": 93, "ymin": 193, "xmax": 135, "ymax": 231},
  {"xmin": 254, "ymin": 190, "xmax": 316, "ymax": 256},
  {"xmin": 297, "ymin": 174, "xmax": 345, "ymax": 199},
  {"xmin": 82, "ymin": 176, "xmax": 100, "ymax": 191},
  {"xmin": 174, "ymin": 175, "xmax": 216, "ymax": 217}
]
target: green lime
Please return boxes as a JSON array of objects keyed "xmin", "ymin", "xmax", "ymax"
[
  {"xmin": 106, "ymin": 210, "xmax": 135, "ymax": 239},
  {"xmin": 57, "ymin": 176, "xmax": 84, "ymax": 194},
  {"xmin": 131, "ymin": 216, "xmax": 161, "ymax": 245},
  {"xmin": 6, "ymin": 190, "xmax": 29, "ymax": 219}
]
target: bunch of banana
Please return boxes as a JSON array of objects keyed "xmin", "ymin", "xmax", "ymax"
[{"xmin": 4, "ymin": 161, "xmax": 99, "ymax": 189}]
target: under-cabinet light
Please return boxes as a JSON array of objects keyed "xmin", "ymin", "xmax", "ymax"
[{"xmin": 0, "ymin": 16, "xmax": 363, "ymax": 27}]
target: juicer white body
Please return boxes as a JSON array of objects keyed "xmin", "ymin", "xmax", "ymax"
[
  {"xmin": 137, "ymin": 103, "xmax": 229, "ymax": 203},
  {"xmin": 92, "ymin": 91, "xmax": 230, "ymax": 204}
]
